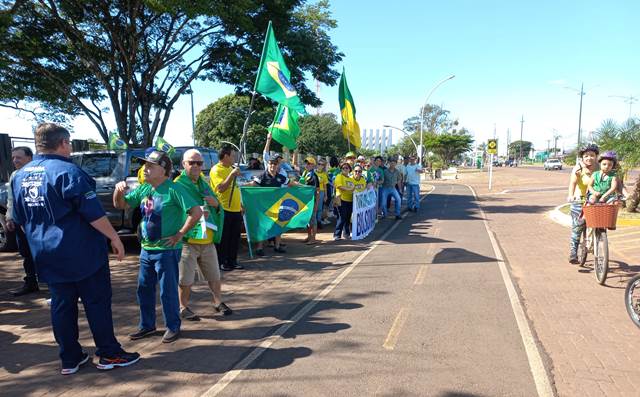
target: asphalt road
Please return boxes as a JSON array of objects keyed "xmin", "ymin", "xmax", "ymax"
[{"xmin": 205, "ymin": 184, "xmax": 540, "ymax": 397}]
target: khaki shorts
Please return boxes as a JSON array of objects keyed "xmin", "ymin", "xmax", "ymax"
[{"xmin": 179, "ymin": 243, "xmax": 220, "ymax": 285}]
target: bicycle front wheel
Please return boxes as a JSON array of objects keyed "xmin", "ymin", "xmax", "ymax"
[
  {"xmin": 594, "ymin": 230, "xmax": 609, "ymax": 285},
  {"xmin": 625, "ymin": 274, "xmax": 640, "ymax": 329}
]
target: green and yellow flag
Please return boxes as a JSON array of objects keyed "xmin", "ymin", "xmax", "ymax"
[
  {"xmin": 155, "ymin": 136, "xmax": 175, "ymax": 156},
  {"xmin": 255, "ymin": 21, "xmax": 306, "ymax": 114},
  {"xmin": 338, "ymin": 68, "xmax": 361, "ymax": 149},
  {"xmin": 108, "ymin": 132, "xmax": 128, "ymax": 150},
  {"xmin": 268, "ymin": 104, "xmax": 300, "ymax": 150},
  {"xmin": 240, "ymin": 185, "xmax": 315, "ymax": 242}
]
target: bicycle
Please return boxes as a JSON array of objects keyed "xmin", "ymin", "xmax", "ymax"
[
  {"xmin": 575, "ymin": 201, "xmax": 619, "ymax": 285},
  {"xmin": 625, "ymin": 274, "xmax": 640, "ymax": 329}
]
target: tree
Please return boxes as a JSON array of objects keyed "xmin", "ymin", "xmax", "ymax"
[
  {"xmin": 403, "ymin": 104, "xmax": 457, "ymax": 134},
  {"xmin": 0, "ymin": 0, "xmax": 343, "ymax": 145},
  {"xmin": 297, "ymin": 113, "xmax": 348, "ymax": 156},
  {"xmin": 194, "ymin": 94, "xmax": 277, "ymax": 154},
  {"xmin": 509, "ymin": 140, "xmax": 533, "ymax": 159},
  {"xmin": 595, "ymin": 118, "xmax": 640, "ymax": 211},
  {"xmin": 429, "ymin": 133, "xmax": 474, "ymax": 165}
]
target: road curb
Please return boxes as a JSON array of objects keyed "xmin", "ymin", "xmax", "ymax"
[{"xmin": 548, "ymin": 204, "xmax": 572, "ymax": 228}]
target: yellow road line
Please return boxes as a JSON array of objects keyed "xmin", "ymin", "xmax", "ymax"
[
  {"xmin": 414, "ymin": 265, "xmax": 428, "ymax": 285},
  {"xmin": 383, "ymin": 308, "xmax": 409, "ymax": 350}
]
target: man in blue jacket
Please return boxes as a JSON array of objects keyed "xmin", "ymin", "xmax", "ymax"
[{"xmin": 11, "ymin": 123, "xmax": 139, "ymax": 375}]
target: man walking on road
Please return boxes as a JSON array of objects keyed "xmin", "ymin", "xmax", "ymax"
[
  {"xmin": 175, "ymin": 149, "xmax": 232, "ymax": 321},
  {"xmin": 210, "ymin": 147, "xmax": 244, "ymax": 271},
  {"xmin": 403, "ymin": 155, "xmax": 423, "ymax": 212},
  {"xmin": 381, "ymin": 158, "xmax": 403, "ymax": 220},
  {"xmin": 12, "ymin": 123, "xmax": 139, "ymax": 375},
  {"xmin": 6, "ymin": 146, "xmax": 39, "ymax": 296},
  {"xmin": 114, "ymin": 150, "xmax": 202, "ymax": 343}
]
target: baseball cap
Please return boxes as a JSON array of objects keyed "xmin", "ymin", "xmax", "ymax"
[
  {"xmin": 135, "ymin": 150, "xmax": 172, "ymax": 176},
  {"xmin": 304, "ymin": 157, "xmax": 317, "ymax": 165},
  {"xmin": 345, "ymin": 151, "xmax": 356, "ymax": 158},
  {"xmin": 272, "ymin": 153, "xmax": 283, "ymax": 161},
  {"xmin": 357, "ymin": 155, "xmax": 366, "ymax": 161}
]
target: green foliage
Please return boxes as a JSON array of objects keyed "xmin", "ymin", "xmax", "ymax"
[
  {"xmin": 508, "ymin": 140, "xmax": 533, "ymax": 158},
  {"xmin": 0, "ymin": 0, "xmax": 343, "ymax": 145},
  {"xmin": 296, "ymin": 113, "xmax": 348, "ymax": 156},
  {"xmin": 429, "ymin": 133, "xmax": 474, "ymax": 165},
  {"xmin": 194, "ymin": 94, "xmax": 278, "ymax": 154}
]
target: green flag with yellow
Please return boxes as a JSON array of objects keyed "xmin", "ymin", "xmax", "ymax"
[
  {"xmin": 268, "ymin": 104, "xmax": 301, "ymax": 150},
  {"xmin": 240, "ymin": 185, "xmax": 315, "ymax": 242},
  {"xmin": 108, "ymin": 132, "xmax": 128, "ymax": 150},
  {"xmin": 255, "ymin": 21, "xmax": 306, "ymax": 114},
  {"xmin": 338, "ymin": 68, "xmax": 361, "ymax": 149},
  {"xmin": 155, "ymin": 136, "xmax": 175, "ymax": 156}
]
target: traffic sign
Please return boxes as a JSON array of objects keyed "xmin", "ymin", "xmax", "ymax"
[{"xmin": 487, "ymin": 139, "xmax": 497, "ymax": 155}]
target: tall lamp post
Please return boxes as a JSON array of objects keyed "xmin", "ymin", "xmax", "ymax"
[
  {"xmin": 419, "ymin": 74, "xmax": 455, "ymax": 166},
  {"xmin": 564, "ymin": 83, "xmax": 586, "ymax": 157},
  {"xmin": 383, "ymin": 125, "xmax": 420, "ymax": 155}
]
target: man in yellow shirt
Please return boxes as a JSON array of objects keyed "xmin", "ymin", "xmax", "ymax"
[
  {"xmin": 333, "ymin": 163, "xmax": 355, "ymax": 240},
  {"xmin": 315, "ymin": 159, "xmax": 330, "ymax": 226},
  {"xmin": 176, "ymin": 149, "xmax": 232, "ymax": 320},
  {"xmin": 209, "ymin": 147, "xmax": 243, "ymax": 271}
]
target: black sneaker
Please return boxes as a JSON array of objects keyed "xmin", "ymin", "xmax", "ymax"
[
  {"xmin": 231, "ymin": 262, "xmax": 244, "ymax": 270},
  {"xmin": 273, "ymin": 246, "xmax": 286, "ymax": 254},
  {"xmin": 569, "ymin": 254, "xmax": 579, "ymax": 264},
  {"xmin": 162, "ymin": 329, "xmax": 180, "ymax": 343},
  {"xmin": 220, "ymin": 263, "xmax": 234, "ymax": 271},
  {"xmin": 128, "ymin": 327, "xmax": 157, "ymax": 340},
  {"xmin": 395, "ymin": 215, "xmax": 402, "ymax": 220},
  {"xmin": 256, "ymin": 248, "xmax": 265, "ymax": 257},
  {"xmin": 12, "ymin": 283, "xmax": 39, "ymax": 297},
  {"xmin": 96, "ymin": 351, "xmax": 140, "ymax": 370},
  {"xmin": 61, "ymin": 352, "xmax": 90, "ymax": 375},
  {"xmin": 180, "ymin": 307, "xmax": 200, "ymax": 321},
  {"xmin": 214, "ymin": 302, "xmax": 233, "ymax": 316}
]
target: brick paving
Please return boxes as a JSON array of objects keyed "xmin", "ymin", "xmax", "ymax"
[
  {"xmin": 458, "ymin": 167, "xmax": 640, "ymax": 397},
  {"xmin": 0, "ymin": 186, "xmax": 428, "ymax": 396}
]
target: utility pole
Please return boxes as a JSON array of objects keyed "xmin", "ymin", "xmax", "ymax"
[
  {"xmin": 519, "ymin": 115, "xmax": 524, "ymax": 164},
  {"xmin": 577, "ymin": 83, "xmax": 585, "ymax": 149},
  {"xmin": 546, "ymin": 139, "xmax": 551, "ymax": 156},
  {"xmin": 609, "ymin": 94, "xmax": 637, "ymax": 119},
  {"xmin": 506, "ymin": 128, "xmax": 511, "ymax": 159}
]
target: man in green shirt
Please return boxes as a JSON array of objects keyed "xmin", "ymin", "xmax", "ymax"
[{"xmin": 113, "ymin": 150, "xmax": 202, "ymax": 343}]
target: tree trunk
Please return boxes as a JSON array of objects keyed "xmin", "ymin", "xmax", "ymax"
[{"xmin": 627, "ymin": 174, "xmax": 640, "ymax": 212}]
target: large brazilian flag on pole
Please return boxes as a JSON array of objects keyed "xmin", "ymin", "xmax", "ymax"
[
  {"xmin": 254, "ymin": 21, "xmax": 307, "ymax": 114},
  {"xmin": 268, "ymin": 104, "xmax": 301, "ymax": 150},
  {"xmin": 240, "ymin": 185, "xmax": 315, "ymax": 243},
  {"xmin": 339, "ymin": 67, "xmax": 361, "ymax": 149}
]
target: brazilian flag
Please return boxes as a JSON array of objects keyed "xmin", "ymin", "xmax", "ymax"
[
  {"xmin": 339, "ymin": 67, "xmax": 361, "ymax": 149},
  {"xmin": 240, "ymin": 185, "xmax": 315, "ymax": 242},
  {"xmin": 254, "ymin": 21, "xmax": 306, "ymax": 114},
  {"xmin": 268, "ymin": 104, "xmax": 300, "ymax": 150},
  {"xmin": 155, "ymin": 136, "xmax": 175, "ymax": 156},
  {"xmin": 108, "ymin": 132, "xmax": 128, "ymax": 150}
]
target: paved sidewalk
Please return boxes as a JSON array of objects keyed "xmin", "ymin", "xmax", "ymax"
[
  {"xmin": 456, "ymin": 168, "xmax": 640, "ymax": 397},
  {"xmin": 0, "ymin": 184, "xmax": 431, "ymax": 396}
]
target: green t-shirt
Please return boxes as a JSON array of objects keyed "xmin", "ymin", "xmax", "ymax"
[
  {"xmin": 592, "ymin": 170, "xmax": 615, "ymax": 195},
  {"xmin": 368, "ymin": 166, "xmax": 385, "ymax": 186},
  {"xmin": 125, "ymin": 179, "xmax": 199, "ymax": 250}
]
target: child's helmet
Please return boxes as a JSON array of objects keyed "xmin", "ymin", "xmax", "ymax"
[{"xmin": 599, "ymin": 150, "xmax": 618, "ymax": 166}]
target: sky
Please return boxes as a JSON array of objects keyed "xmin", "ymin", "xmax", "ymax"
[{"xmin": 2, "ymin": 0, "xmax": 639, "ymax": 157}]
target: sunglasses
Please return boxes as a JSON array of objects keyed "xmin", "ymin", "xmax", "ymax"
[
  {"xmin": 354, "ymin": 170, "xmax": 363, "ymax": 173},
  {"xmin": 187, "ymin": 161, "xmax": 203, "ymax": 166}
]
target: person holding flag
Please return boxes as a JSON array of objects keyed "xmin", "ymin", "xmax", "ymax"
[{"xmin": 299, "ymin": 157, "xmax": 320, "ymax": 245}]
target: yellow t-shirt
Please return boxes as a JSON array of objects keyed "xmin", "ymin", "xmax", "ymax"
[
  {"xmin": 353, "ymin": 176, "xmax": 367, "ymax": 193},
  {"xmin": 209, "ymin": 164, "xmax": 241, "ymax": 212},
  {"xmin": 573, "ymin": 164, "xmax": 592, "ymax": 198},
  {"xmin": 316, "ymin": 170, "xmax": 329, "ymax": 192},
  {"xmin": 334, "ymin": 173, "xmax": 355, "ymax": 202}
]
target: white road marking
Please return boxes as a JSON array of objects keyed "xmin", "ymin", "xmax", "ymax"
[
  {"xmin": 466, "ymin": 184, "xmax": 555, "ymax": 397},
  {"xmin": 200, "ymin": 186, "xmax": 436, "ymax": 397}
]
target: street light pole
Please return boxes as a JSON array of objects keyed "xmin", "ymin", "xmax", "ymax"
[
  {"xmin": 577, "ymin": 83, "xmax": 585, "ymax": 149},
  {"xmin": 383, "ymin": 125, "xmax": 419, "ymax": 155},
  {"xmin": 519, "ymin": 115, "xmax": 524, "ymax": 164},
  {"xmin": 419, "ymin": 74, "xmax": 455, "ymax": 166},
  {"xmin": 190, "ymin": 84, "xmax": 196, "ymax": 146}
]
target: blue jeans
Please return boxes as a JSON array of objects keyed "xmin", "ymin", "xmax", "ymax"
[
  {"xmin": 317, "ymin": 190, "xmax": 325, "ymax": 223},
  {"xmin": 48, "ymin": 265, "xmax": 122, "ymax": 367},
  {"xmin": 377, "ymin": 186, "xmax": 384, "ymax": 213},
  {"xmin": 382, "ymin": 187, "xmax": 402, "ymax": 216},
  {"xmin": 334, "ymin": 201, "xmax": 353, "ymax": 238},
  {"xmin": 407, "ymin": 184, "xmax": 420, "ymax": 210},
  {"xmin": 138, "ymin": 249, "xmax": 181, "ymax": 332}
]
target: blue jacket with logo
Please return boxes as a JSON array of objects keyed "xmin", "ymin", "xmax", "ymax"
[{"xmin": 11, "ymin": 154, "xmax": 108, "ymax": 283}]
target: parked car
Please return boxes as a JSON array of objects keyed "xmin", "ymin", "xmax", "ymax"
[{"xmin": 544, "ymin": 158, "xmax": 563, "ymax": 170}]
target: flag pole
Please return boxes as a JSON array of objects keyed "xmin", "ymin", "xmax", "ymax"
[
  {"xmin": 239, "ymin": 190, "xmax": 254, "ymax": 259},
  {"xmin": 241, "ymin": 21, "xmax": 273, "ymax": 164}
]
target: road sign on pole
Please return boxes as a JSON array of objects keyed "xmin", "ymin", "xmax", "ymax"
[{"xmin": 487, "ymin": 139, "xmax": 498, "ymax": 155}]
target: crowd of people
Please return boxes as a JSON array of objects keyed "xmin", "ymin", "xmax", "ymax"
[{"xmin": 6, "ymin": 122, "xmax": 423, "ymax": 376}]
